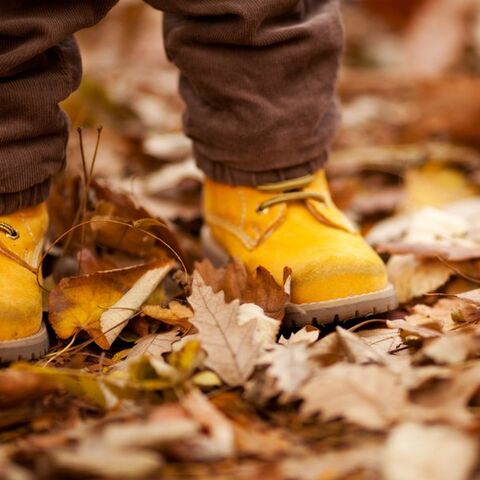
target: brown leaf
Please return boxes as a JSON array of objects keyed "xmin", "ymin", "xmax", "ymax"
[
  {"xmin": 383, "ymin": 423, "xmax": 477, "ymax": 480},
  {"xmin": 122, "ymin": 329, "xmax": 182, "ymax": 365},
  {"xmin": 300, "ymin": 364, "xmax": 407, "ymax": 430},
  {"xmin": 281, "ymin": 445, "xmax": 381, "ymax": 480},
  {"xmin": 177, "ymin": 389, "xmax": 235, "ymax": 461},
  {"xmin": 420, "ymin": 329, "xmax": 480, "ymax": 365},
  {"xmin": 195, "ymin": 259, "xmax": 290, "ymax": 321},
  {"xmin": 0, "ymin": 370, "xmax": 57, "ymax": 407},
  {"xmin": 279, "ymin": 325, "xmax": 319, "ymax": 345},
  {"xmin": 188, "ymin": 272, "xmax": 263, "ymax": 386},
  {"xmin": 258, "ymin": 343, "xmax": 313, "ymax": 400},
  {"xmin": 387, "ymin": 255, "xmax": 453, "ymax": 303},
  {"xmin": 387, "ymin": 319, "xmax": 442, "ymax": 341},
  {"xmin": 336, "ymin": 326, "xmax": 392, "ymax": 365}
]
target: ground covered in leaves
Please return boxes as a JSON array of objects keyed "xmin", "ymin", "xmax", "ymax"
[{"xmin": 3, "ymin": 1, "xmax": 480, "ymax": 479}]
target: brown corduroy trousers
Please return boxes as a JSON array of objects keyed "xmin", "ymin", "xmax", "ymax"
[{"xmin": 0, "ymin": 0, "xmax": 343, "ymax": 215}]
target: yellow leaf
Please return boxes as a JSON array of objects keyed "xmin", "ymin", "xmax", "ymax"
[{"xmin": 48, "ymin": 260, "xmax": 173, "ymax": 348}]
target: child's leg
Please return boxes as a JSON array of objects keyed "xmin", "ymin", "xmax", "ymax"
[
  {"xmin": 0, "ymin": 0, "xmax": 343, "ymax": 216},
  {"xmin": 152, "ymin": 0, "xmax": 344, "ymax": 185},
  {"xmin": 0, "ymin": 1, "xmax": 118, "ymax": 215}
]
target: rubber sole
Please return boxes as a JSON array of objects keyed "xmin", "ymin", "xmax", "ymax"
[
  {"xmin": 0, "ymin": 322, "xmax": 49, "ymax": 363},
  {"xmin": 201, "ymin": 227, "xmax": 398, "ymax": 326}
]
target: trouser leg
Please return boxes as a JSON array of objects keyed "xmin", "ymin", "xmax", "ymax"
[
  {"xmin": 0, "ymin": 0, "xmax": 343, "ymax": 215},
  {"xmin": 150, "ymin": 0, "xmax": 344, "ymax": 185},
  {"xmin": 0, "ymin": 1, "xmax": 118, "ymax": 214}
]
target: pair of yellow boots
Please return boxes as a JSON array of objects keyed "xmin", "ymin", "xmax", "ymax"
[{"xmin": 0, "ymin": 171, "xmax": 396, "ymax": 361}]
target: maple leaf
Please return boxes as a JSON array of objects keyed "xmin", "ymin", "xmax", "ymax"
[
  {"xmin": 300, "ymin": 364, "xmax": 407, "ymax": 430},
  {"xmin": 188, "ymin": 272, "xmax": 263, "ymax": 387}
]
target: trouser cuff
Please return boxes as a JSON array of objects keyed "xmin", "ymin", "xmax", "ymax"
[
  {"xmin": 0, "ymin": 178, "xmax": 51, "ymax": 215},
  {"xmin": 196, "ymin": 150, "xmax": 328, "ymax": 187}
]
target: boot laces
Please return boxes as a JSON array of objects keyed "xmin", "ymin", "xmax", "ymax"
[
  {"xmin": 256, "ymin": 174, "xmax": 327, "ymax": 213},
  {"xmin": 256, "ymin": 191, "xmax": 326, "ymax": 214},
  {"xmin": 0, "ymin": 222, "xmax": 19, "ymax": 240}
]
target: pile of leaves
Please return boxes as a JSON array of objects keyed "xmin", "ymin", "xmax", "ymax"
[{"xmin": 3, "ymin": 1, "xmax": 480, "ymax": 479}]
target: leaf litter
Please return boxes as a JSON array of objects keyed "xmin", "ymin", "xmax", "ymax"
[{"xmin": 3, "ymin": 3, "xmax": 480, "ymax": 480}]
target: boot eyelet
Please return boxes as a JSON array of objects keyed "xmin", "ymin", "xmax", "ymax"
[
  {"xmin": 256, "ymin": 207, "xmax": 270, "ymax": 215},
  {"xmin": 0, "ymin": 223, "xmax": 19, "ymax": 240}
]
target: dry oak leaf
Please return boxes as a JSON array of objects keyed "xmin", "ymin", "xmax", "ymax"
[
  {"xmin": 195, "ymin": 258, "xmax": 290, "ymax": 321},
  {"xmin": 257, "ymin": 342, "xmax": 313, "ymax": 399},
  {"xmin": 49, "ymin": 260, "xmax": 173, "ymax": 349},
  {"xmin": 300, "ymin": 364, "xmax": 407, "ymax": 430},
  {"xmin": 188, "ymin": 272, "xmax": 263, "ymax": 387}
]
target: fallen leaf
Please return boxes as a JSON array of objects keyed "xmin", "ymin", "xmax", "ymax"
[
  {"xmin": 141, "ymin": 301, "xmax": 193, "ymax": 331},
  {"xmin": 420, "ymin": 330, "xmax": 480, "ymax": 365},
  {"xmin": 300, "ymin": 364, "xmax": 406, "ymax": 430},
  {"xmin": 101, "ymin": 418, "xmax": 199, "ymax": 450},
  {"xmin": 387, "ymin": 319, "xmax": 442, "ymax": 341},
  {"xmin": 177, "ymin": 389, "xmax": 235, "ymax": 461},
  {"xmin": 383, "ymin": 423, "xmax": 477, "ymax": 480},
  {"xmin": 122, "ymin": 329, "xmax": 181, "ymax": 365},
  {"xmin": 258, "ymin": 342, "xmax": 313, "ymax": 400},
  {"xmin": 356, "ymin": 328, "xmax": 404, "ymax": 356},
  {"xmin": 51, "ymin": 443, "xmax": 162, "ymax": 479},
  {"xmin": 49, "ymin": 260, "xmax": 172, "ymax": 345},
  {"xmin": 0, "ymin": 370, "xmax": 57, "ymax": 407},
  {"xmin": 237, "ymin": 303, "xmax": 280, "ymax": 345},
  {"xmin": 279, "ymin": 325, "xmax": 320, "ymax": 345},
  {"xmin": 195, "ymin": 259, "xmax": 290, "ymax": 321},
  {"xmin": 336, "ymin": 326, "xmax": 392, "ymax": 365},
  {"xmin": 387, "ymin": 255, "xmax": 453, "ymax": 303},
  {"xmin": 281, "ymin": 445, "xmax": 381, "ymax": 480},
  {"xmin": 100, "ymin": 262, "xmax": 174, "ymax": 347},
  {"xmin": 188, "ymin": 272, "xmax": 263, "ymax": 386}
]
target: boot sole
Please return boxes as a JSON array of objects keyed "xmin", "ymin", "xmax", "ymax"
[
  {"xmin": 201, "ymin": 226, "xmax": 398, "ymax": 326},
  {"xmin": 0, "ymin": 322, "xmax": 49, "ymax": 363}
]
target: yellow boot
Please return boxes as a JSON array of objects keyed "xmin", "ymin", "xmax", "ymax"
[
  {"xmin": 202, "ymin": 171, "xmax": 397, "ymax": 326},
  {"xmin": 0, "ymin": 203, "xmax": 49, "ymax": 361}
]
